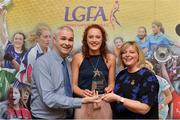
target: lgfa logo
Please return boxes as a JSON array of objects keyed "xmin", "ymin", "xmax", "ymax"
[{"xmin": 64, "ymin": 6, "xmax": 108, "ymax": 22}]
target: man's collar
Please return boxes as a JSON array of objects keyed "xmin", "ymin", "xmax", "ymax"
[{"xmin": 51, "ymin": 49, "xmax": 64, "ymax": 63}]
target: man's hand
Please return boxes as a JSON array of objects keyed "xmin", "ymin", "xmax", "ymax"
[{"xmin": 82, "ymin": 91, "xmax": 101, "ymax": 104}]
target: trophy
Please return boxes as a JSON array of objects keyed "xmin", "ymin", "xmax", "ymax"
[
  {"xmin": 91, "ymin": 69, "xmax": 107, "ymax": 110},
  {"xmin": 91, "ymin": 69, "xmax": 107, "ymax": 94},
  {"xmin": 153, "ymin": 45, "xmax": 172, "ymax": 63}
]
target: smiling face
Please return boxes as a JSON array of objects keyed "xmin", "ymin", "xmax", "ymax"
[
  {"xmin": 53, "ymin": 28, "xmax": 74, "ymax": 58},
  {"xmin": 137, "ymin": 27, "xmax": 146, "ymax": 40},
  {"xmin": 13, "ymin": 33, "xmax": 25, "ymax": 50},
  {"xmin": 82, "ymin": 24, "xmax": 107, "ymax": 57},
  {"xmin": 87, "ymin": 28, "xmax": 102, "ymax": 55},
  {"xmin": 121, "ymin": 45, "xmax": 139, "ymax": 68}
]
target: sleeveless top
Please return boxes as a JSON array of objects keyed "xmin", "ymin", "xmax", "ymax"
[{"xmin": 78, "ymin": 55, "xmax": 108, "ymax": 94}]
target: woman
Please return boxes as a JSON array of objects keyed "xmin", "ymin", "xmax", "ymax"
[
  {"xmin": 13, "ymin": 24, "xmax": 51, "ymax": 112},
  {"xmin": 148, "ymin": 21, "xmax": 172, "ymax": 87},
  {"xmin": 102, "ymin": 41, "xmax": 159, "ymax": 119},
  {"xmin": 135, "ymin": 26, "xmax": 150, "ymax": 58},
  {"xmin": 113, "ymin": 36, "xmax": 124, "ymax": 75},
  {"xmin": 72, "ymin": 24, "xmax": 115, "ymax": 119},
  {"xmin": 113, "ymin": 36, "xmax": 124, "ymax": 58},
  {"xmin": 19, "ymin": 86, "xmax": 30, "ymax": 109},
  {"xmin": 148, "ymin": 21, "xmax": 174, "ymax": 58},
  {"xmin": 15, "ymin": 24, "xmax": 51, "ymax": 86},
  {"xmin": 0, "ymin": 6, "xmax": 26, "ymax": 71}
]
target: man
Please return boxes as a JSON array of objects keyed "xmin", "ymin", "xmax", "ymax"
[{"xmin": 31, "ymin": 26, "xmax": 99, "ymax": 119}]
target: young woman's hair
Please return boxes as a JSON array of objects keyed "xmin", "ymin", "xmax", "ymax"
[
  {"xmin": 26, "ymin": 24, "xmax": 50, "ymax": 45},
  {"xmin": 152, "ymin": 20, "xmax": 165, "ymax": 33},
  {"xmin": 82, "ymin": 24, "xmax": 108, "ymax": 59},
  {"xmin": 12, "ymin": 32, "xmax": 27, "ymax": 55},
  {"xmin": 7, "ymin": 87, "xmax": 23, "ymax": 109},
  {"xmin": 19, "ymin": 86, "xmax": 30, "ymax": 108},
  {"xmin": 119, "ymin": 41, "xmax": 146, "ymax": 68}
]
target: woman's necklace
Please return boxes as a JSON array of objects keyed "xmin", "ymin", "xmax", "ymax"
[{"xmin": 89, "ymin": 56, "xmax": 100, "ymax": 77}]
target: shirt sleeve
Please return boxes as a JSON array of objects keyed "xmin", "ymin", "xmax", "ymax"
[
  {"xmin": 138, "ymin": 72, "xmax": 159, "ymax": 106},
  {"xmin": 32, "ymin": 58, "xmax": 82, "ymax": 109},
  {"xmin": 156, "ymin": 75, "xmax": 170, "ymax": 91},
  {"xmin": 162, "ymin": 35, "xmax": 174, "ymax": 46}
]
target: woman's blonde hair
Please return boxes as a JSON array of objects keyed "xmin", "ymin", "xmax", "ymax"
[
  {"xmin": 26, "ymin": 24, "xmax": 50, "ymax": 44},
  {"xmin": 145, "ymin": 60, "xmax": 153, "ymax": 70},
  {"xmin": 119, "ymin": 41, "xmax": 146, "ymax": 68}
]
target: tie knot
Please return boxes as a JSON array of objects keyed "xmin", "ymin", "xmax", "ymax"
[{"xmin": 62, "ymin": 60, "xmax": 66, "ymax": 66}]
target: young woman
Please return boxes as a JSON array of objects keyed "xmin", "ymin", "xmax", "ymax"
[
  {"xmin": 113, "ymin": 36, "xmax": 124, "ymax": 58},
  {"xmin": 135, "ymin": 26, "xmax": 150, "ymax": 58},
  {"xmin": 15, "ymin": 24, "xmax": 51, "ymax": 86},
  {"xmin": 148, "ymin": 21, "xmax": 173, "ymax": 87},
  {"xmin": 102, "ymin": 41, "xmax": 159, "ymax": 119},
  {"xmin": 72, "ymin": 24, "xmax": 116, "ymax": 119},
  {"xmin": 113, "ymin": 36, "xmax": 124, "ymax": 74},
  {"xmin": 0, "ymin": 6, "xmax": 26, "ymax": 71},
  {"xmin": 148, "ymin": 21, "xmax": 174, "ymax": 58}
]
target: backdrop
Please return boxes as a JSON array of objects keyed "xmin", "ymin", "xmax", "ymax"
[{"xmin": 1, "ymin": 0, "xmax": 180, "ymax": 118}]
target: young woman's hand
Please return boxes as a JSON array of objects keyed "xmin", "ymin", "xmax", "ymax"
[
  {"xmin": 104, "ymin": 85, "xmax": 114, "ymax": 93},
  {"xmin": 82, "ymin": 91, "xmax": 101, "ymax": 103},
  {"xmin": 82, "ymin": 89, "xmax": 94, "ymax": 97}
]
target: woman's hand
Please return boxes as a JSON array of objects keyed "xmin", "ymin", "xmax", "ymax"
[
  {"xmin": 102, "ymin": 92, "xmax": 120, "ymax": 102},
  {"xmin": 82, "ymin": 89, "xmax": 94, "ymax": 97},
  {"xmin": 104, "ymin": 85, "xmax": 114, "ymax": 93}
]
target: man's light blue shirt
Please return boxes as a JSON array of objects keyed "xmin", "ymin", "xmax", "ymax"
[{"xmin": 31, "ymin": 49, "xmax": 82, "ymax": 119}]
